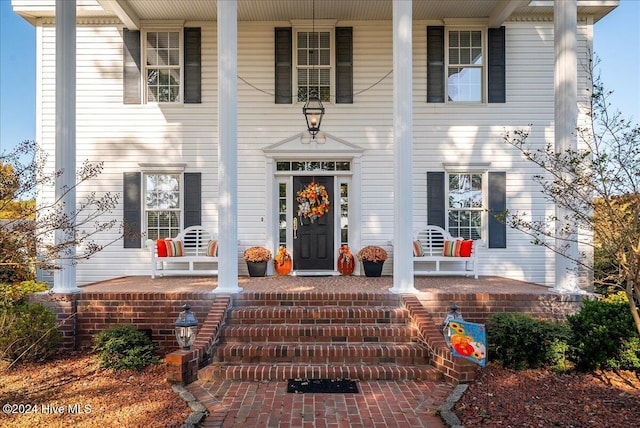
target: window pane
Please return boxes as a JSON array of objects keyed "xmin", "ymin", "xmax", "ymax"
[
  {"xmin": 146, "ymin": 174, "xmax": 180, "ymax": 209},
  {"xmin": 447, "ymin": 67, "xmax": 482, "ymax": 102},
  {"xmin": 449, "ymin": 173, "xmax": 483, "ymax": 208}
]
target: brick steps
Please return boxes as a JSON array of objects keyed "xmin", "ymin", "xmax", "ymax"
[{"xmin": 198, "ymin": 291, "xmax": 439, "ymax": 382}]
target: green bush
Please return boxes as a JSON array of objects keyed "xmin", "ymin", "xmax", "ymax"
[
  {"xmin": 487, "ymin": 312, "xmax": 570, "ymax": 370},
  {"xmin": 567, "ymin": 298, "xmax": 640, "ymax": 371},
  {"xmin": 93, "ymin": 324, "xmax": 158, "ymax": 371},
  {"xmin": 0, "ymin": 280, "xmax": 50, "ymax": 308},
  {"xmin": 0, "ymin": 301, "xmax": 62, "ymax": 363}
]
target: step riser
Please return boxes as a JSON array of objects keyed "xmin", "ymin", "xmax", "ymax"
[
  {"xmin": 199, "ymin": 364, "xmax": 441, "ymax": 382},
  {"xmin": 232, "ymin": 292, "xmax": 401, "ymax": 308},
  {"xmin": 226, "ymin": 307, "xmax": 408, "ymax": 325},
  {"xmin": 221, "ymin": 325, "xmax": 417, "ymax": 343}
]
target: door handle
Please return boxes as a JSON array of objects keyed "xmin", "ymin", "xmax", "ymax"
[{"xmin": 293, "ymin": 217, "xmax": 298, "ymax": 239}]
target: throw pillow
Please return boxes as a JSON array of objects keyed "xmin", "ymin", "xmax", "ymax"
[
  {"xmin": 156, "ymin": 239, "xmax": 168, "ymax": 257},
  {"xmin": 443, "ymin": 239, "xmax": 463, "ymax": 257},
  {"xmin": 460, "ymin": 240, "xmax": 473, "ymax": 257},
  {"xmin": 412, "ymin": 240, "xmax": 424, "ymax": 257},
  {"xmin": 207, "ymin": 240, "xmax": 218, "ymax": 257},
  {"xmin": 165, "ymin": 239, "xmax": 183, "ymax": 257}
]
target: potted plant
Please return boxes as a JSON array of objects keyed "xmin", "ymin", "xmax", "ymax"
[
  {"xmin": 356, "ymin": 245, "xmax": 388, "ymax": 277},
  {"xmin": 274, "ymin": 246, "xmax": 292, "ymax": 276},
  {"xmin": 243, "ymin": 246, "xmax": 272, "ymax": 277}
]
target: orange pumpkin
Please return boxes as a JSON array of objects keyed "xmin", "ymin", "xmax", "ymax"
[
  {"xmin": 274, "ymin": 246, "xmax": 292, "ymax": 275},
  {"xmin": 337, "ymin": 245, "xmax": 355, "ymax": 275}
]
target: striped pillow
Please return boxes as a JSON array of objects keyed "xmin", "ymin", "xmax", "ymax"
[
  {"xmin": 207, "ymin": 240, "xmax": 218, "ymax": 257},
  {"xmin": 443, "ymin": 239, "xmax": 463, "ymax": 257},
  {"xmin": 165, "ymin": 239, "xmax": 183, "ymax": 257},
  {"xmin": 412, "ymin": 240, "xmax": 424, "ymax": 257}
]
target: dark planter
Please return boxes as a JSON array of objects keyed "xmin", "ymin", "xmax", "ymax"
[
  {"xmin": 246, "ymin": 261, "xmax": 268, "ymax": 277},
  {"xmin": 362, "ymin": 260, "xmax": 384, "ymax": 277}
]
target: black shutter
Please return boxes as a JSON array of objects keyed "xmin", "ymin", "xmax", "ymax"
[
  {"xmin": 488, "ymin": 27, "xmax": 506, "ymax": 103},
  {"xmin": 183, "ymin": 172, "xmax": 201, "ymax": 228},
  {"xmin": 426, "ymin": 26, "xmax": 445, "ymax": 103},
  {"xmin": 488, "ymin": 172, "xmax": 507, "ymax": 248},
  {"xmin": 123, "ymin": 172, "xmax": 141, "ymax": 248},
  {"xmin": 123, "ymin": 29, "xmax": 141, "ymax": 104},
  {"xmin": 275, "ymin": 27, "xmax": 292, "ymax": 104},
  {"xmin": 184, "ymin": 27, "xmax": 202, "ymax": 104},
  {"xmin": 335, "ymin": 27, "xmax": 353, "ymax": 104},
  {"xmin": 427, "ymin": 172, "xmax": 446, "ymax": 228}
]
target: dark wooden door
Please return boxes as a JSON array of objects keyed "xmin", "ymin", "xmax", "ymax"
[{"xmin": 293, "ymin": 176, "xmax": 334, "ymax": 271}]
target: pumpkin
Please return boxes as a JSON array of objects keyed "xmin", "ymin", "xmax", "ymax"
[
  {"xmin": 274, "ymin": 246, "xmax": 292, "ymax": 276},
  {"xmin": 337, "ymin": 245, "xmax": 355, "ymax": 275}
]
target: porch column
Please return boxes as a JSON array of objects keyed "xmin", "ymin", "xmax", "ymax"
[
  {"xmin": 552, "ymin": 0, "xmax": 581, "ymax": 293},
  {"xmin": 52, "ymin": 0, "xmax": 79, "ymax": 293},
  {"xmin": 389, "ymin": 0, "xmax": 418, "ymax": 294},
  {"xmin": 215, "ymin": 0, "xmax": 242, "ymax": 293}
]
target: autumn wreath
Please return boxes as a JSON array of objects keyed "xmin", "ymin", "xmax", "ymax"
[{"xmin": 296, "ymin": 181, "xmax": 330, "ymax": 223}]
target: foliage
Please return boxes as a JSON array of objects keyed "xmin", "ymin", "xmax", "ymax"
[
  {"xmin": 243, "ymin": 246, "xmax": 272, "ymax": 262},
  {"xmin": 566, "ymin": 298, "xmax": 640, "ymax": 371},
  {"xmin": 93, "ymin": 324, "xmax": 158, "ymax": 371},
  {"xmin": 0, "ymin": 301, "xmax": 62, "ymax": 363},
  {"xmin": 356, "ymin": 245, "xmax": 388, "ymax": 262},
  {"xmin": 0, "ymin": 280, "xmax": 50, "ymax": 308},
  {"xmin": 0, "ymin": 140, "xmax": 122, "ymax": 277},
  {"xmin": 487, "ymin": 312, "xmax": 570, "ymax": 371},
  {"xmin": 500, "ymin": 63, "xmax": 640, "ymax": 336}
]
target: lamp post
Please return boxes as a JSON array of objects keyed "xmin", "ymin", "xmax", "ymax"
[
  {"xmin": 302, "ymin": 90, "xmax": 325, "ymax": 139},
  {"xmin": 174, "ymin": 304, "xmax": 198, "ymax": 351}
]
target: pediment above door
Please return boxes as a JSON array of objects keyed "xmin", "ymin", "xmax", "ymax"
[{"xmin": 262, "ymin": 132, "xmax": 364, "ymax": 157}]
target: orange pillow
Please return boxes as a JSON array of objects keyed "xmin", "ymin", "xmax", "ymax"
[{"xmin": 156, "ymin": 239, "xmax": 168, "ymax": 257}]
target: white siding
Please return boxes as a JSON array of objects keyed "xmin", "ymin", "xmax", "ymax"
[{"xmin": 36, "ymin": 18, "xmax": 594, "ymax": 286}]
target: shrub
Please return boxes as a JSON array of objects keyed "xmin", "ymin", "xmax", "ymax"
[
  {"xmin": 567, "ymin": 298, "xmax": 640, "ymax": 371},
  {"xmin": 0, "ymin": 301, "xmax": 62, "ymax": 363},
  {"xmin": 0, "ymin": 280, "xmax": 50, "ymax": 308},
  {"xmin": 93, "ymin": 324, "xmax": 158, "ymax": 371},
  {"xmin": 487, "ymin": 312, "xmax": 570, "ymax": 370}
]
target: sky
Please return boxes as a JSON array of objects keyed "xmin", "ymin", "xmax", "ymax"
[{"xmin": 1, "ymin": 0, "xmax": 639, "ymax": 154}]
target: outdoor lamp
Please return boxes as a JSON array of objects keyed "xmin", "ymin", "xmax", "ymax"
[
  {"xmin": 302, "ymin": 90, "xmax": 325, "ymax": 139},
  {"xmin": 442, "ymin": 303, "xmax": 463, "ymax": 327},
  {"xmin": 174, "ymin": 304, "xmax": 198, "ymax": 351}
]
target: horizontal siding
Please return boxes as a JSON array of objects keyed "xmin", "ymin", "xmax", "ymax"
[{"xmin": 36, "ymin": 20, "xmax": 592, "ymax": 286}]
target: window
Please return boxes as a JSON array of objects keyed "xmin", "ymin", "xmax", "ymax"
[
  {"xmin": 447, "ymin": 30, "xmax": 483, "ymax": 102},
  {"xmin": 145, "ymin": 31, "xmax": 181, "ymax": 103},
  {"xmin": 340, "ymin": 183, "xmax": 349, "ymax": 245},
  {"xmin": 144, "ymin": 173, "xmax": 182, "ymax": 240},
  {"xmin": 296, "ymin": 30, "xmax": 331, "ymax": 102},
  {"xmin": 278, "ymin": 183, "xmax": 287, "ymax": 247},
  {"xmin": 447, "ymin": 173, "xmax": 483, "ymax": 240}
]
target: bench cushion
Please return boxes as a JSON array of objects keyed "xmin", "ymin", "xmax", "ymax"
[{"xmin": 412, "ymin": 240, "xmax": 424, "ymax": 257}]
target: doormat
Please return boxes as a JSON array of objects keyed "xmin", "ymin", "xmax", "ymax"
[{"xmin": 287, "ymin": 379, "xmax": 359, "ymax": 394}]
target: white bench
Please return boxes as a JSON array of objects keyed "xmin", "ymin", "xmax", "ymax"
[
  {"xmin": 413, "ymin": 225, "xmax": 478, "ymax": 278},
  {"xmin": 145, "ymin": 226, "xmax": 218, "ymax": 278}
]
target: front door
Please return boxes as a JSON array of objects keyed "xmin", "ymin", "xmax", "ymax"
[{"xmin": 292, "ymin": 176, "xmax": 334, "ymax": 271}]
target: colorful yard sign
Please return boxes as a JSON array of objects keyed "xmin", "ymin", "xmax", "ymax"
[{"xmin": 448, "ymin": 320, "xmax": 487, "ymax": 367}]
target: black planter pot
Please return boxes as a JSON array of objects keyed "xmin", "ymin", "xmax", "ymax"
[
  {"xmin": 246, "ymin": 261, "xmax": 268, "ymax": 277},
  {"xmin": 362, "ymin": 260, "xmax": 384, "ymax": 277}
]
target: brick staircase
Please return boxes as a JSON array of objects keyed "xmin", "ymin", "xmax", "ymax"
[{"xmin": 198, "ymin": 292, "xmax": 441, "ymax": 381}]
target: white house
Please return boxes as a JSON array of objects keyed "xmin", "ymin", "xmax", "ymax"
[{"xmin": 12, "ymin": 0, "xmax": 618, "ymax": 293}]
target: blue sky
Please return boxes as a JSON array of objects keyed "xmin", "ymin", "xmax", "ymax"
[{"xmin": 1, "ymin": 0, "xmax": 639, "ymax": 154}]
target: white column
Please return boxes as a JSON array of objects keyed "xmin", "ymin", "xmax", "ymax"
[
  {"xmin": 52, "ymin": 0, "xmax": 79, "ymax": 293},
  {"xmin": 390, "ymin": 0, "xmax": 418, "ymax": 294},
  {"xmin": 215, "ymin": 0, "xmax": 242, "ymax": 293},
  {"xmin": 552, "ymin": 0, "xmax": 581, "ymax": 293}
]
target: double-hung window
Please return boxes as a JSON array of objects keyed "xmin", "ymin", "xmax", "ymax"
[
  {"xmin": 296, "ymin": 30, "xmax": 332, "ymax": 102},
  {"xmin": 447, "ymin": 172, "xmax": 484, "ymax": 240},
  {"xmin": 144, "ymin": 173, "xmax": 182, "ymax": 240},
  {"xmin": 145, "ymin": 30, "xmax": 182, "ymax": 103},
  {"xmin": 447, "ymin": 30, "xmax": 483, "ymax": 102}
]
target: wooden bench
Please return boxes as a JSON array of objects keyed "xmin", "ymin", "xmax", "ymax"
[
  {"xmin": 413, "ymin": 225, "xmax": 478, "ymax": 278},
  {"xmin": 145, "ymin": 225, "xmax": 218, "ymax": 278}
]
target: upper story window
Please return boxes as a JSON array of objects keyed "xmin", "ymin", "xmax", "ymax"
[
  {"xmin": 145, "ymin": 31, "xmax": 182, "ymax": 103},
  {"xmin": 296, "ymin": 30, "xmax": 332, "ymax": 102},
  {"xmin": 447, "ymin": 30, "xmax": 483, "ymax": 102}
]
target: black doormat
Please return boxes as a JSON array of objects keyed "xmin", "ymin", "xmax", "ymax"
[{"xmin": 287, "ymin": 378, "xmax": 359, "ymax": 394}]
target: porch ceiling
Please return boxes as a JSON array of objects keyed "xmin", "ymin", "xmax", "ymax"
[{"xmin": 13, "ymin": 0, "xmax": 618, "ymax": 26}]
